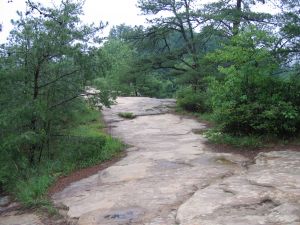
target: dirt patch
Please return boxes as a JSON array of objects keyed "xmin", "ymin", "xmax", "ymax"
[{"xmin": 48, "ymin": 152, "xmax": 126, "ymax": 196}]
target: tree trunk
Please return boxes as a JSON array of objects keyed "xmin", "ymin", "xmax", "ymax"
[
  {"xmin": 29, "ymin": 66, "xmax": 40, "ymax": 165},
  {"xmin": 233, "ymin": 0, "xmax": 242, "ymax": 36}
]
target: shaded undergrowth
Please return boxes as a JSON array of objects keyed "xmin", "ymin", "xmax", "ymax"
[
  {"xmin": 176, "ymin": 106, "xmax": 300, "ymax": 149},
  {"xmin": 6, "ymin": 105, "xmax": 124, "ymax": 207}
]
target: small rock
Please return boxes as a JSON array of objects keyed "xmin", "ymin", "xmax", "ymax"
[{"xmin": 0, "ymin": 196, "xmax": 10, "ymax": 207}]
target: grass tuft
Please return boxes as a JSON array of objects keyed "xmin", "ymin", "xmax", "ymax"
[
  {"xmin": 118, "ymin": 112, "xmax": 136, "ymax": 119},
  {"xmin": 203, "ymin": 129, "xmax": 263, "ymax": 148}
]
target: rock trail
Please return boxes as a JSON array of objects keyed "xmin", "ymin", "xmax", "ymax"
[
  {"xmin": 53, "ymin": 97, "xmax": 300, "ymax": 225},
  {"xmin": 1, "ymin": 97, "xmax": 300, "ymax": 225}
]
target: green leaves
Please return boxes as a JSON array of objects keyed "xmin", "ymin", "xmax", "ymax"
[
  {"xmin": 0, "ymin": 0, "xmax": 113, "ymax": 194},
  {"xmin": 207, "ymin": 27, "xmax": 300, "ymax": 137},
  {"xmin": 176, "ymin": 86, "xmax": 211, "ymax": 112}
]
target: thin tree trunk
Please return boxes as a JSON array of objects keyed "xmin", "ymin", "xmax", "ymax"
[
  {"xmin": 29, "ymin": 65, "xmax": 40, "ymax": 165},
  {"xmin": 233, "ymin": 0, "xmax": 242, "ymax": 36}
]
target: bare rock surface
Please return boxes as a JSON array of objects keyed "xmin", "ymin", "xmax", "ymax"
[
  {"xmin": 48, "ymin": 97, "xmax": 299, "ymax": 225},
  {"xmin": 0, "ymin": 212, "xmax": 43, "ymax": 225},
  {"xmin": 176, "ymin": 151, "xmax": 300, "ymax": 225}
]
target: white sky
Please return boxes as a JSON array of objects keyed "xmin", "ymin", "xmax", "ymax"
[
  {"xmin": 0, "ymin": 0, "xmax": 148, "ymax": 43},
  {"xmin": 0, "ymin": 0, "xmax": 279, "ymax": 44}
]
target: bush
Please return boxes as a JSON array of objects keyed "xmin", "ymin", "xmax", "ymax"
[
  {"xmin": 176, "ymin": 87, "xmax": 210, "ymax": 113},
  {"xmin": 206, "ymin": 27, "xmax": 300, "ymax": 138},
  {"xmin": 1, "ymin": 106, "xmax": 124, "ymax": 206},
  {"xmin": 209, "ymin": 74, "xmax": 300, "ymax": 137}
]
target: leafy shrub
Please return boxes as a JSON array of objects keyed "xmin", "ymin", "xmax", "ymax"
[
  {"xmin": 1, "ymin": 106, "xmax": 124, "ymax": 206},
  {"xmin": 207, "ymin": 27, "xmax": 300, "ymax": 137},
  {"xmin": 176, "ymin": 87, "xmax": 211, "ymax": 113},
  {"xmin": 209, "ymin": 74, "xmax": 300, "ymax": 137},
  {"xmin": 139, "ymin": 76, "xmax": 176, "ymax": 98}
]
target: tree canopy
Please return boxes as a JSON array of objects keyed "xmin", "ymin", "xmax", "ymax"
[{"xmin": 0, "ymin": 0, "xmax": 299, "ymax": 205}]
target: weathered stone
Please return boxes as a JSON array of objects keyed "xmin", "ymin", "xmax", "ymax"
[
  {"xmin": 52, "ymin": 97, "xmax": 300, "ymax": 225},
  {"xmin": 176, "ymin": 151, "xmax": 300, "ymax": 225},
  {"xmin": 0, "ymin": 196, "xmax": 10, "ymax": 207},
  {"xmin": 0, "ymin": 213, "xmax": 44, "ymax": 225},
  {"xmin": 78, "ymin": 207, "xmax": 145, "ymax": 225}
]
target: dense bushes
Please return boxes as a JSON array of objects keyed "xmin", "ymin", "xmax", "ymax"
[
  {"xmin": 176, "ymin": 87, "xmax": 210, "ymax": 113},
  {"xmin": 177, "ymin": 27, "xmax": 300, "ymax": 139},
  {"xmin": 177, "ymin": 74, "xmax": 300, "ymax": 139},
  {"xmin": 209, "ymin": 74, "xmax": 300, "ymax": 137},
  {"xmin": 0, "ymin": 106, "xmax": 123, "ymax": 206},
  {"xmin": 206, "ymin": 28, "xmax": 300, "ymax": 137},
  {"xmin": 0, "ymin": 1, "xmax": 124, "ymax": 206}
]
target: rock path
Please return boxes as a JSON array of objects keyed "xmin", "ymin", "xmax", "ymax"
[
  {"xmin": 53, "ymin": 97, "xmax": 300, "ymax": 225},
  {"xmin": 1, "ymin": 97, "xmax": 300, "ymax": 225}
]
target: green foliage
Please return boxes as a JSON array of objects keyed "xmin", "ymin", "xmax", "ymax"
[
  {"xmin": 0, "ymin": 1, "xmax": 121, "ymax": 205},
  {"xmin": 15, "ymin": 175, "xmax": 54, "ymax": 206},
  {"xmin": 2, "ymin": 104, "xmax": 123, "ymax": 206},
  {"xmin": 129, "ymin": 73, "xmax": 175, "ymax": 98},
  {"xmin": 210, "ymin": 75, "xmax": 300, "ymax": 136},
  {"xmin": 278, "ymin": 0, "xmax": 300, "ymax": 61},
  {"xmin": 204, "ymin": 129, "xmax": 263, "ymax": 148},
  {"xmin": 118, "ymin": 112, "xmax": 136, "ymax": 119},
  {"xmin": 1, "ymin": 0, "xmax": 299, "ymax": 207},
  {"xmin": 207, "ymin": 27, "xmax": 300, "ymax": 137},
  {"xmin": 176, "ymin": 87, "xmax": 211, "ymax": 113},
  {"xmin": 99, "ymin": 39, "xmax": 135, "ymax": 95},
  {"xmin": 0, "ymin": 0, "xmax": 113, "ymax": 171},
  {"xmin": 99, "ymin": 36, "xmax": 175, "ymax": 98},
  {"xmin": 196, "ymin": 112, "xmax": 215, "ymax": 124}
]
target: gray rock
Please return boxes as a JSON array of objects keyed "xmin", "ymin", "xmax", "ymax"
[
  {"xmin": 0, "ymin": 212, "xmax": 44, "ymax": 225},
  {"xmin": 51, "ymin": 97, "xmax": 300, "ymax": 225},
  {"xmin": 0, "ymin": 196, "xmax": 10, "ymax": 207},
  {"xmin": 176, "ymin": 151, "xmax": 300, "ymax": 225}
]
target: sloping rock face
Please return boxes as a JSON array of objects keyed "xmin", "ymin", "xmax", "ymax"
[
  {"xmin": 176, "ymin": 151, "xmax": 300, "ymax": 225},
  {"xmin": 52, "ymin": 97, "xmax": 300, "ymax": 225}
]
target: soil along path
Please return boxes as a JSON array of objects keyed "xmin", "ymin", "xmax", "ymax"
[{"xmin": 52, "ymin": 97, "xmax": 300, "ymax": 225}]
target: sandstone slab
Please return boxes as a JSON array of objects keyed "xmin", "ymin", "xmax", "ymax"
[
  {"xmin": 52, "ymin": 97, "xmax": 300, "ymax": 225},
  {"xmin": 0, "ymin": 212, "xmax": 43, "ymax": 225}
]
